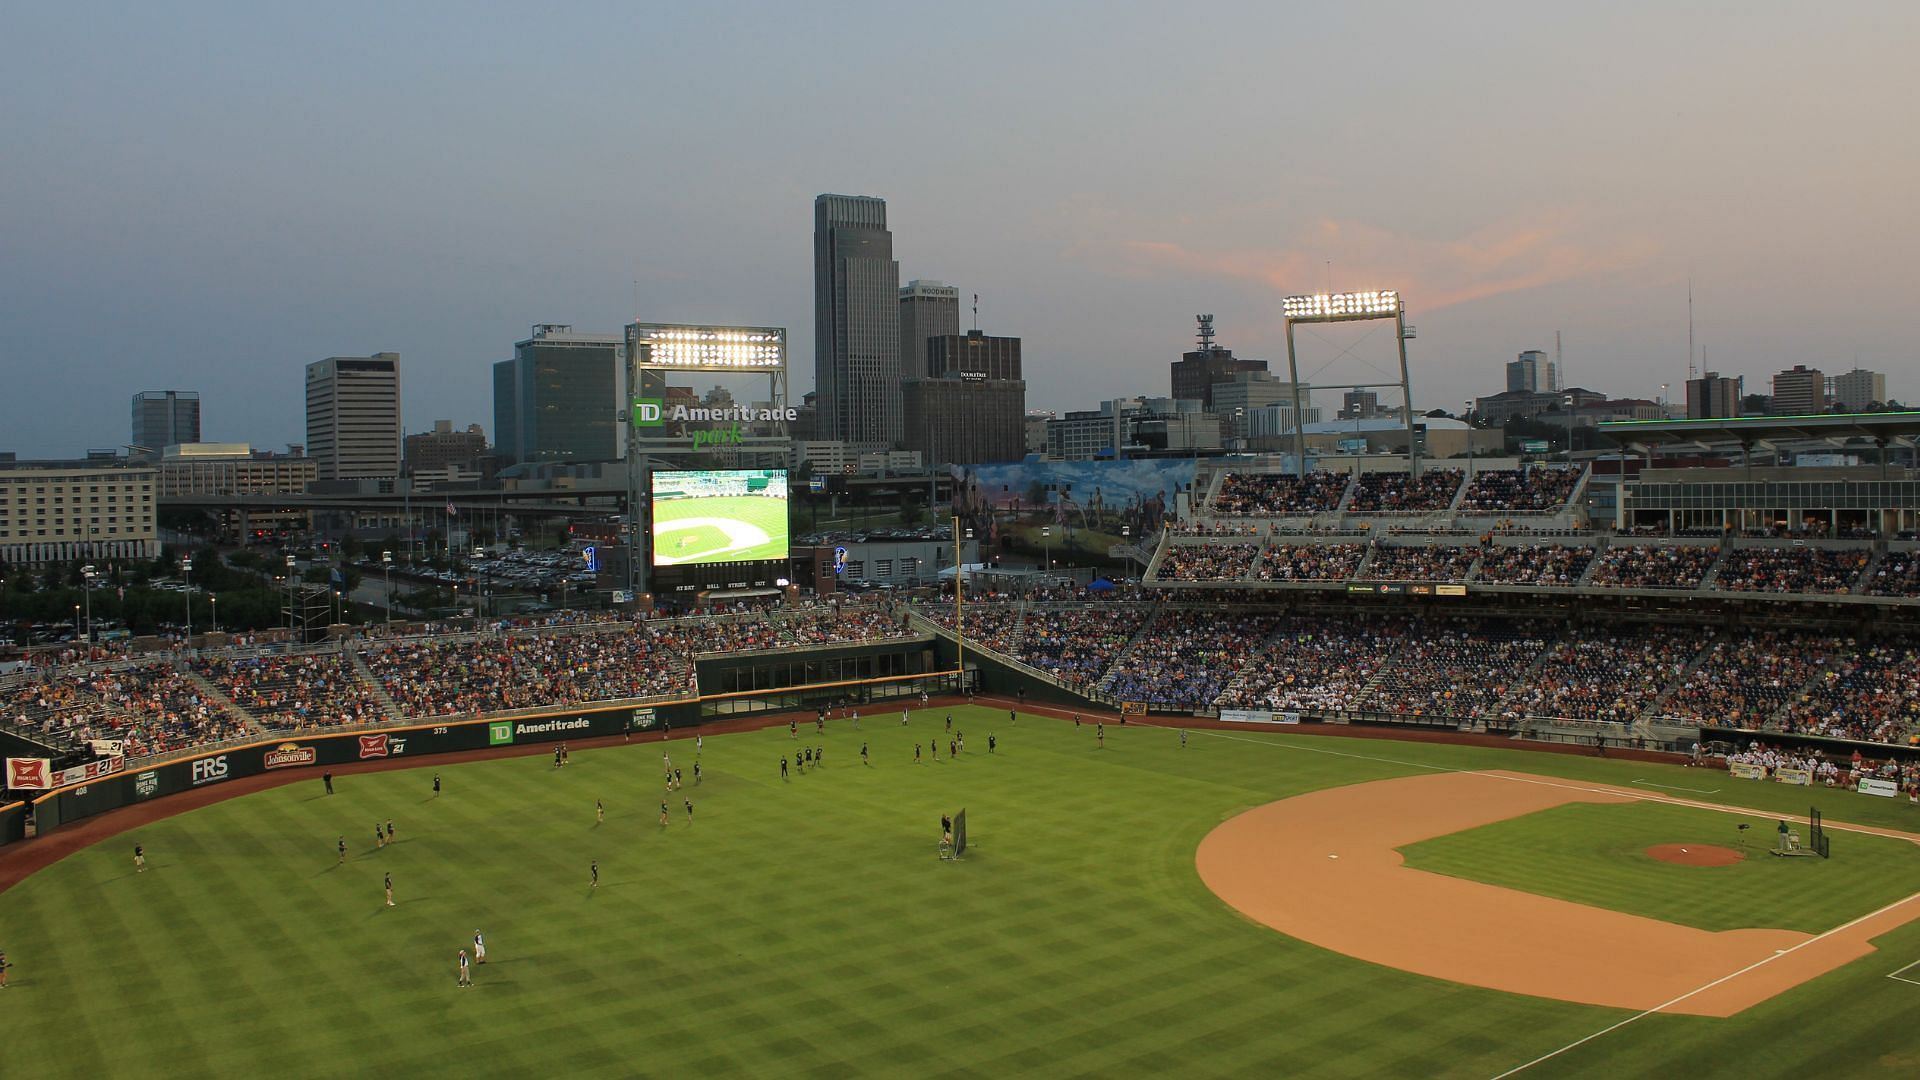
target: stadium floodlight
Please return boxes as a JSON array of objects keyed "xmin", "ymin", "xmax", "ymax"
[
  {"xmin": 1282, "ymin": 291, "xmax": 1401, "ymax": 323},
  {"xmin": 627, "ymin": 323, "xmax": 786, "ymax": 369}
]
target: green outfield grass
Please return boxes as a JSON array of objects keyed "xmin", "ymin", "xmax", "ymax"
[
  {"xmin": 2, "ymin": 715, "xmax": 1919, "ymax": 1079},
  {"xmin": 652, "ymin": 493, "xmax": 788, "ymax": 564},
  {"xmin": 1401, "ymin": 799, "xmax": 1920, "ymax": 933}
]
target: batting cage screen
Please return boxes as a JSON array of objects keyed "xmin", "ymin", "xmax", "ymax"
[
  {"xmin": 953, "ymin": 808, "xmax": 967, "ymax": 857},
  {"xmin": 1809, "ymin": 807, "xmax": 1829, "ymax": 859}
]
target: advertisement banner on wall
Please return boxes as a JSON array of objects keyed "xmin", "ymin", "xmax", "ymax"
[
  {"xmin": 1773, "ymin": 767, "xmax": 1812, "ymax": 786},
  {"xmin": 1218, "ymin": 709, "xmax": 1275, "ymax": 724},
  {"xmin": 1277, "ymin": 711, "xmax": 1303, "ymax": 725},
  {"xmin": 6, "ymin": 758, "xmax": 52, "ymax": 791},
  {"xmin": 1727, "ymin": 762, "xmax": 1765, "ymax": 780},
  {"xmin": 1858, "ymin": 776, "xmax": 1900, "ymax": 798},
  {"xmin": 52, "ymin": 756, "xmax": 124, "ymax": 787}
]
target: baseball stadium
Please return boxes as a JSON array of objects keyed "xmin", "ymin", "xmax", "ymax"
[{"xmin": 6, "ymin": 432, "xmax": 1920, "ymax": 1078}]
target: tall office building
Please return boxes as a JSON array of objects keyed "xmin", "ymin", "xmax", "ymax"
[
  {"xmin": 814, "ymin": 194, "xmax": 902, "ymax": 446},
  {"xmin": 903, "ymin": 331, "xmax": 1026, "ymax": 465},
  {"xmin": 305, "ymin": 353, "xmax": 402, "ymax": 481},
  {"xmin": 131, "ymin": 390, "xmax": 201, "ymax": 452},
  {"xmin": 1829, "ymin": 368, "xmax": 1887, "ymax": 410},
  {"xmin": 1685, "ymin": 371, "xmax": 1742, "ymax": 419},
  {"xmin": 1505, "ymin": 350, "xmax": 1558, "ymax": 394},
  {"xmin": 900, "ymin": 280, "xmax": 961, "ymax": 377},
  {"xmin": 1169, "ymin": 316, "xmax": 1266, "ymax": 408},
  {"xmin": 492, "ymin": 325, "xmax": 625, "ymax": 466},
  {"xmin": 1771, "ymin": 364, "xmax": 1826, "ymax": 415}
]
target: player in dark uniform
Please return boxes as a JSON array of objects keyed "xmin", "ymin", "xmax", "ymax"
[
  {"xmin": 0, "ymin": 948, "xmax": 10, "ymax": 989},
  {"xmin": 134, "ymin": 843, "xmax": 146, "ymax": 873},
  {"xmin": 684, "ymin": 799, "xmax": 693, "ymax": 823},
  {"xmin": 945, "ymin": 714, "xmax": 952, "ymax": 733},
  {"xmin": 780, "ymin": 756, "xmax": 789, "ymax": 779},
  {"xmin": 659, "ymin": 801, "xmax": 669, "ymax": 827},
  {"xmin": 590, "ymin": 860, "xmax": 599, "ymax": 889},
  {"xmin": 693, "ymin": 761, "xmax": 703, "ymax": 785},
  {"xmin": 1096, "ymin": 722, "xmax": 1104, "ymax": 749},
  {"xmin": 988, "ymin": 734, "xmax": 996, "ymax": 754},
  {"xmin": 673, "ymin": 768, "xmax": 683, "ymax": 788},
  {"xmin": 384, "ymin": 871, "xmax": 395, "ymax": 907},
  {"xmin": 861, "ymin": 742, "xmax": 869, "ymax": 765},
  {"xmin": 949, "ymin": 738, "xmax": 957, "ymax": 758},
  {"xmin": 386, "ymin": 819, "xmax": 395, "ymax": 843},
  {"xmin": 789, "ymin": 719, "xmax": 797, "ymax": 739},
  {"xmin": 815, "ymin": 746, "xmax": 823, "ymax": 766},
  {"xmin": 323, "ymin": 772, "xmax": 334, "ymax": 795},
  {"xmin": 336, "ymin": 836, "xmax": 346, "ymax": 864},
  {"xmin": 914, "ymin": 743, "xmax": 922, "ymax": 763},
  {"xmin": 432, "ymin": 774, "xmax": 441, "ymax": 795}
]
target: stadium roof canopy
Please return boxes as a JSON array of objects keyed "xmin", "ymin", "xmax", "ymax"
[{"xmin": 1596, "ymin": 411, "xmax": 1920, "ymax": 451}]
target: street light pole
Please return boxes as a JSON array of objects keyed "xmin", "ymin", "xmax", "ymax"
[
  {"xmin": 285, "ymin": 553, "xmax": 297, "ymax": 636},
  {"xmin": 211, "ymin": 595, "xmax": 219, "ymax": 634},
  {"xmin": 382, "ymin": 550, "xmax": 394, "ymax": 629},
  {"xmin": 181, "ymin": 555, "xmax": 193, "ymax": 641},
  {"xmin": 81, "ymin": 564, "xmax": 95, "ymax": 642},
  {"xmin": 1465, "ymin": 400, "xmax": 1476, "ymax": 480}
]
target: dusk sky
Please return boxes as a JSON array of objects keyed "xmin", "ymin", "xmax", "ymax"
[{"xmin": 4, "ymin": 2, "xmax": 1914, "ymax": 456}]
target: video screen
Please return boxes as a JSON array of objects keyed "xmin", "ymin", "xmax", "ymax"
[{"xmin": 650, "ymin": 469, "xmax": 790, "ymax": 567}]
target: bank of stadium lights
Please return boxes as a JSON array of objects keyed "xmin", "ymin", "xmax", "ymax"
[
  {"xmin": 1282, "ymin": 291, "xmax": 1401, "ymax": 322},
  {"xmin": 628, "ymin": 324, "xmax": 786, "ymax": 369}
]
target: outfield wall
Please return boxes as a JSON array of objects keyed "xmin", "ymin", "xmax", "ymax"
[
  {"xmin": 28, "ymin": 704, "xmax": 657, "ymax": 833},
  {"xmin": 0, "ymin": 800, "xmax": 22, "ymax": 847}
]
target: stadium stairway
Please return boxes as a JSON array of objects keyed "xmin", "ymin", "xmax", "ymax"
[
  {"xmin": 1854, "ymin": 544, "xmax": 1891, "ymax": 595},
  {"xmin": 1636, "ymin": 630, "xmax": 1728, "ymax": 724},
  {"xmin": 348, "ymin": 651, "xmax": 404, "ymax": 719},
  {"xmin": 1696, "ymin": 544, "xmax": 1735, "ymax": 591},
  {"xmin": 179, "ymin": 663, "xmax": 266, "ymax": 735}
]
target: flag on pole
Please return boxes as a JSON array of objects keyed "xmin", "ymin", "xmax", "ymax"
[{"xmin": 446, "ymin": 502, "xmax": 457, "ymax": 517}]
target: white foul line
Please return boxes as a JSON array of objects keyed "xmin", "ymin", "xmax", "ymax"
[
  {"xmin": 1631, "ymin": 778, "xmax": 1721, "ymax": 794},
  {"xmin": 1490, "ymin": 889, "xmax": 1920, "ymax": 1078}
]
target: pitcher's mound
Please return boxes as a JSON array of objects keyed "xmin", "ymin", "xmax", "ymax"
[{"xmin": 1648, "ymin": 843, "xmax": 1744, "ymax": 867}]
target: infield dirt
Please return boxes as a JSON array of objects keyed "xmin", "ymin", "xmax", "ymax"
[{"xmin": 1196, "ymin": 769, "xmax": 1920, "ymax": 1016}]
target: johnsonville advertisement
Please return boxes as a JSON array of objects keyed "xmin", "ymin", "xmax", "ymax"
[{"xmin": 949, "ymin": 459, "xmax": 1194, "ymax": 569}]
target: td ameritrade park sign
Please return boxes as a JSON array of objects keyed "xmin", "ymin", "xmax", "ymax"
[{"xmin": 632, "ymin": 400, "xmax": 799, "ymax": 449}]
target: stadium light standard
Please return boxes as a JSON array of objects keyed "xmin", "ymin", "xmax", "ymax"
[
  {"xmin": 1041, "ymin": 525, "xmax": 1052, "ymax": 577},
  {"xmin": 210, "ymin": 594, "xmax": 218, "ymax": 634},
  {"xmin": 285, "ymin": 553, "xmax": 297, "ymax": 635},
  {"xmin": 381, "ymin": 550, "xmax": 393, "ymax": 629},
  {"xmin": 1464, "ymin": 400, "xmax": 1477, "ymax": 480},
  {"xmin": 473, "ymin": 547, "xmax": 486, "ymax": 619},
  {"xmin": 73, "ymin": 603, "xmax": 81, "ymax": 641},
  {"xmin": 1281, "ymin": 290, "xmax": 1415, "ymax": 479}
]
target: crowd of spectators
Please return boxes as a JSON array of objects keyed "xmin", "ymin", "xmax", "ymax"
[
  {"xmin": 1211, "ymin": 471, "xmax": 1350, "ymax": 515},
  {"xmin": 77, "ymin": 663, "xmax": 246, "ymax": 758},
  {"xmin": 1020, "ymin": 605, "xmax": 1149, "ymax": 688},
  {"xmin": 193, "ymin": 653, "xmax": 391, "ymax": 730},
  {"xmin": 365, "ymin": 628, "xmax": 694, "ymax": 717},
  {"xmin": 1587, "ymin": 544, "xmax": 1719, "ymax": 590},
  {"xmin": 1713, "ymin": 547, "xmax": 1870, "ymax": 595},
  {"xmin": 1256, "ymin": 544, "xmax": 1366, "ymax": 582},
  {"xmin": 1361, "ymin": 619, "xmax": 1550, "ymax": 719},
  {"xmin": 1862, "ymin": 551, "xmax": 1920, "ymax": 598},
  {"xmin": 1657, "ymin": 629, "xmax": 1837, "ymax": 729},
  {"xmin": 1215, "ymin": 616, "xmax": 1403, "ymax": 712},
  {"xmin": 1098, "ymin": 611, "xmax": 1283, "ymax": 709},
  {"xmin": 1475, "ymin": 543, "xmax": 1596, "ymax": 586},
  {"xmin": 1776, "ymin": 642, "xmax": 1920, "ymax": 745},
  {"xmin": 1155, "ymin": 543, "xmax": 1261, "ymax": 582},
  {"xmin": 1347, "ymin": 469, "xmax": 1464, "ymax": 514},
  {"xmin": 1457, "ymin": 467, "xmax": 1583, "ymax": 514},
  {"xmin": 1359, "ymin": 544, "xmax": 1479, "ymax": 582},
  {"xmin": 1504, "ymin": 625, "xmax": 1705, "ymax": 722}
]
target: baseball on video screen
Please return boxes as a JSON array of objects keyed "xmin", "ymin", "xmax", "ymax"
[{"xmin": 650, "ymin": 469, "xmax": 790, "ymax": 567}]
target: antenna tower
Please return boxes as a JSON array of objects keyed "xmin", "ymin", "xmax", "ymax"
[{"xmin": 1196, "ymin": 314, "xmax": 1217, "ymax": 353}]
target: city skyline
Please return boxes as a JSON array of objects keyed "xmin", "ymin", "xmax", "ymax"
[{"xmin": 3, "ymin": 3, "xmax": 1916, "ymax": 456}]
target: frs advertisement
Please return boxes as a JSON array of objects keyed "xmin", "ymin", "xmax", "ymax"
[{"xmin": 190, "ymin": 755, "xmax": 230, "ymax": 786}]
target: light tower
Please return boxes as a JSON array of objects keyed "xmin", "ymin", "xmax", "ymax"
[{"xmin": 1281, "ymin": 291, "xmax": 1417, "ymax": 478}]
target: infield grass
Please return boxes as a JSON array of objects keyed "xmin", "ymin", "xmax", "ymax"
[
  {"xmin": 2, "ymin": 714, "xmax": 1919, "ymax": 1079},
  {"xmin": 1400, "ymin": 799, "xmax": 1920, "ymax": 933}
]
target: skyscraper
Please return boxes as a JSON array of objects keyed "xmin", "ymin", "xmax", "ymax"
[
  {"xmin": 306, "ymin": 353, "xmax": 402, "ymax": 481},
  {"xmin": 131, "ymin": 390, "xmax": 201, "ymax": 452},
  {"xmin": 1505, "ymin": 350, "xmax": 1558, "ymax": 394},
  {"xmin": 900, "ymin": 280, "xmax": 961, "ymax": 377},
  {"xmin": 1169, "ymin": 316, "xmax": 1265, "ymax": 408},
  {"xmin": 903, "ymin": 330, "xmax": 1027, "ymax": 465},
  {"xmin": 1771, "ymin": 365, "xmax": 1826, "ymax": 415},
  {"xmin": 814, "ymin": 194, "xmax": 902, "ymax": 446},
  {"xmin": 1685, "ymin": 371, "xmax": 1742, "ymax": 419},
  {"xmin": 492, "ymin": 324, "xmax": 625, "ymax": 466},
  {"xmin": 1829, "ymin": 368, "xmax": 1887, "ymax": 410}
]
